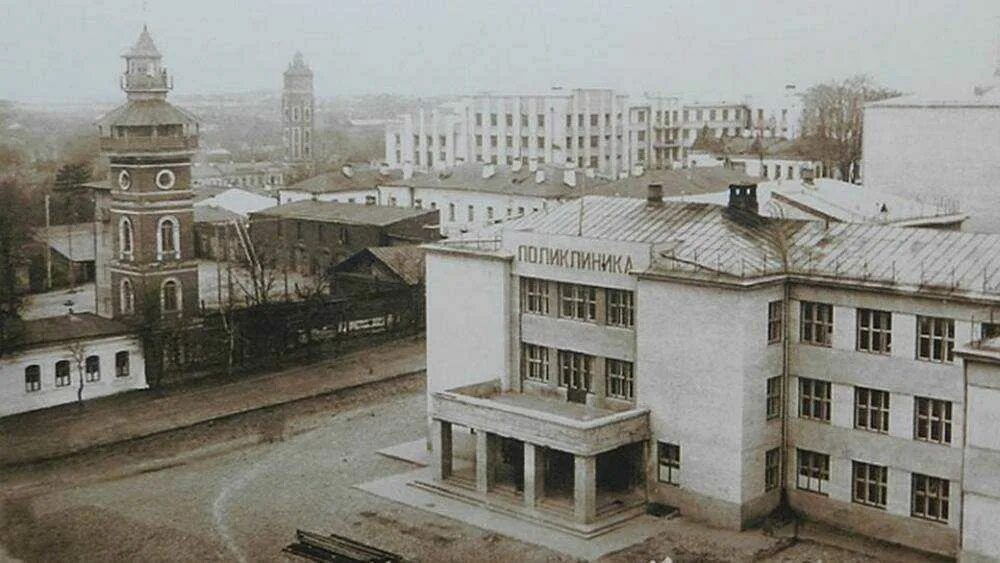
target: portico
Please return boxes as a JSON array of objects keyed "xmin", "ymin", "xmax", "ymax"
[{"xmin": 426, "ymin": 379, "xmax": 650, "ymax": 535}]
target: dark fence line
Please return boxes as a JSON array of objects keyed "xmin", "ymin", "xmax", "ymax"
[{"xmin": 144, "ymin": 286, "xmax": 424, "ymax": 387}]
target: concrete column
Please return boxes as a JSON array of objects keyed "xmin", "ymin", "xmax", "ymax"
[
  {"xmin": 476, "ymin": 430, "xmax": 497, "ymax": 494},
  {"xmin": 524, "ymin": 443, "xmax": 545, "ymax": 508},
  {"xmin": 574, "ymin": 454, "xmax": 597, "ymax": 524},
  {"xmin": 431, "ymin": 419, "xmax": 452, "ymax": 480}
]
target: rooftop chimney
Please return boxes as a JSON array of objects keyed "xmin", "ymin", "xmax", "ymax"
[
  {"xmin": 562, "ymin": 169, "xmax": 575, "ymax": 187},
  {"xmin": 528, "ymin": 158, "xmax": 538, "ymax": 172},
  {"xmin": 647, "ymin": 183, "xmax": 664, "ymax": 208},
  {"xmin": 341, "ymin": 164, "xmax": 354, "ymax": 178},
  {"xmin": 481, "ymin": 163, "xmax": 496, "ymax": 179},
  {"xmin": 728, "ymin": 183, "xmax": 759, "ymax": 215}
]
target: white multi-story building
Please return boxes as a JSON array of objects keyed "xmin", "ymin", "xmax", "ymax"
[{"xmin": 418, "ymin": 185, "xmax": 1000, "ymax": 557}]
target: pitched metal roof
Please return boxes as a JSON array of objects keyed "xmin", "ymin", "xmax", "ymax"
[
  {"xmin": 589, "ymin": 167, "xmax": 758, "ymax": 199},
  {"xmin": 34, "ymin": 224, "xmax": 97, "ymax": 262},
  {"xmin": 125, "ymin": 26, "xmax": 161, "ymax": 58},
  {"xmin": 285, "ymin": 167, "xmax": 401, "ymax": 194},
  {"xmin": 509, "ymin": 195, "xmax": 1000, "ymax": 298},
  {"xmin": 385, "ymin": 163, "xmax": 599, "ymax": 198},
  {"xmin": 19, "ymin": 313, "xmax": 131, "ymax": 349},
  {"xmin": 333, "ymin": 245, "xmax": 428, "ymax": 286},
  {"xmin": 252, "ymin": 200, "xmax": 437, "ymax": 227},
  {"xmin": 97, "ymin": 99, "xmax": 199, "ymax": 128}
]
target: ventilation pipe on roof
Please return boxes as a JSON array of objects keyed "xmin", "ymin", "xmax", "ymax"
[
  {"xmin": 482, "ymin": 163, "xmax": 496, "ymax": 179},
  {"xmin": 511, "ymin": 158, "xmax": 523, "ymax": 172},
  {"xmin": 562, "ymin": 169, "xmax": 576, "ymax": 187},
  {"xmin": 528, "ymin": 158, "xmax": 538, "ymax": 172},
  {"xmin": 535, "ymin": 169, "xmax": 546, "ymax": 184},
  {"xmin": 378, "ymin": 162, "xmax": 390, "ymax": 175},
  {"xmin": 341, "ymin": 164, "xmax": 354, "ymax": 178},
  {"xmin": 728, "ymin": 183, "xmax": 759, "ymax": 215},
  {"xmin": 647, "ymin": 183, "xmax": 664, "ymax": 208}
]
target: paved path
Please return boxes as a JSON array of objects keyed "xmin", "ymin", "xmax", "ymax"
[{"xmin": 0, "ymin": 335, "xmax": 426, "ymax": 467}]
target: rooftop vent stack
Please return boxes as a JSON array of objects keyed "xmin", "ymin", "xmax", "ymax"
[
  {"xmin": 482, "ymin": 163, "xmax": 496, "ymax": 179},
  {"xmin": 511, "ymin": 158, "xmax": 523, "ymax": 172},
  {"xmin": 562, "ymin": 169, "xmax": 575, "ymax": 187},
  {"xmin": 528, "ymin": 158, "xmax": 538, "ymax": 172},
  {"xmin": 341, "ymin": 164, "xmax": 354, "ymax": 178},
  {"xmin": 536, "ymin": 169, "xmax": 546, "ymax": 184},
  {"xmin": 728, "ymin": 183, "xmax": 759, "ymax": 215},
  {"xmin": 647, "ymin": 183, "xmax": 664, "ymax": 208}
]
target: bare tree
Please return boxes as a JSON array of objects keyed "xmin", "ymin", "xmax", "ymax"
[
  {"xmin": 65, "ymin": 339, "xmax": 87, "ymax": 405},
  {"xmin": 799, "ymin": 75, "xmax": 901, "ymax": 182}
]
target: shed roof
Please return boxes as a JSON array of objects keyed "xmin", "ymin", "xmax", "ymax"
[{"xmin": 333, "ymin": 245, "xmax": 427, "ymax": 286}]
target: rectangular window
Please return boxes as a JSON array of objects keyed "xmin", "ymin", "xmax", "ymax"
[
  {"xmin": 55, "ymin": 360, "xmax": 71, "ymax": 387},
  {"xmin": 520, "ymin": 277, "xmax": 549, "ymax": 315},
  {"xmin": 657, "ymin": 442, "xmax": 680, "ymax": 485},
  {"xmin": 490, "ymin": 113, "xmax": 497, "ymax": 126},
  {"xmin": 467, "ymin": 205, "xmax": 474, "ymax": 222},
  {"xmin": 537, "ymin": 114, "xmax": 545, "ymax": 127},
  {"xmin": 765, "ymin": 448, "xmax": 781, "ymax": 491},
  {"xmin": 914, "ymin": 397, "xmax": 953, "ymax": 445},
  {"xmin": 917, "ymin": 316, "xmax": 954, "ymax": 363},
  {"xmin": 505, "ymin": 136, "xmax": 513, "ymax": 148},
  {"xmin": 557, "ymin": 350, "xmax": 593, "ymax": 391},
  {"xmin": 475, "ymin": 113, "xmax": 482, "ymax": 126},
  {"xmin": 448, "ymin": 203, "xmax": 456, "ymax": 222},
  {"xmin": 857, "ymin": 308, "xmax": 892, "ymax": 354},
  {"xmin": 912, "ymin": 473, "xmax": 950, "ymax": 523},
  {"xmin": 853, "ymin": 461, "xmax": 888, "ymax": 508},
  {"xmin": 536, "ymin": 137, "xmax": 544, "ymax": 149},
  {"xmin": 522, "ymin": 343, "xmax": 550, "ymax": 382},
  {"xmin": 486, "ymin": 206, "xmax": 494, "ymax": 220},
  {"xmin": 489, "ymin": 135, "xmax": 497, "ymax": 148},
  {"xmin": 605, "ymin": 359, "xmax": 634, "ymax": 400},
  {"xmin": 475, "ymin": 134, "xmax": 483, "ymax": 147},
  {"xmin": 799, "ymin": 378, "xmax": 831, "ymax": 422},
  {"xmin": 855, "ymin": 387, "xmax": 890, "ymax": 433},
  {"xmin": 521, "ymin": 114, "xmax": 528, "ymax": 127},
  {"xmin": 606, "ymin": 289, "xmax": 634, "ymax": 328},
  {"xmin": 24, "ymin": 365, "xmax": 41, "ymax": 392},
  {"xmin": 800, "ymin": 301, "xmax": 833, "ymax": 346},
  {"xmin": 559, "ymin": 283, "xmax": 597, "ymax": 322},
  {"xmin": 766, "ymin": 376, "xmax": 782, "ymax": 420},
  {"xmin": 115, "ymin": 351, "xmax": 130, "ymax": 378},
  {"xmin": 767, "ymin": 300, "xmax": 783, "ymax": 344},
  {"xmin": 85, "ymin": 355, "xmax": 100, "ymax": 382},
  {"xmin": 796, "ymin": 448, "xmax": 829, "ymax": 494},
  {"xmin": 505, "ymin": 113, "xmax": 513, "ymax": 127}
]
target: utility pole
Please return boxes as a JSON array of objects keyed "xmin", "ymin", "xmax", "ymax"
[{"xmin": 44, "ymin": 195, "xmax": 52, "ymax": 290}]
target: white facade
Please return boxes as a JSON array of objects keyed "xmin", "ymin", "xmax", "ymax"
[
  {"xmin": 863, "ymin": 97, "xmax": 1000, "ymax": 233},
  {"xmin": 1, "ymin": 334, "xmax": 146, "ymax": 417},
  {"xmin": 728, "ymin": 156, "xmax": 824, "ymax": 181}
]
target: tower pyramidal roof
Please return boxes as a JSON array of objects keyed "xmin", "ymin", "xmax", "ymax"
[
  {"xmin": 285, "ymin": 51, "xmax": 313, "ymax": 76},
  {"xmin": 126, "ymin": 24, "xmax": 162, "ymax": 58}
]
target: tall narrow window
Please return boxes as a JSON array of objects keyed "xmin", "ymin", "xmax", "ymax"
[
  {"xmin": 912, "ymin": 473, "xmax": 950, "ymax": 523},
  {"xmin": 766, "ymin": 376, "xmax": 782, "ymax": 420},
  {"xmin": 765, "ymin": 448, "xmax": 781, "ymax": 491},
  {"xmin": 767, "ymin": 300, "xmax": 783, "ymax": 344},
  {"xmin": 606, "ymin": 289, "xmax": 635, "ymax": 328},
  {"xmin": 800, "ymin": 301, "xmax": 833, "ymax": 346},
  {"xmin": 521, "ymin": 343, "xmax": 549, "ymax": 382},
  {"xmin": 520, "ymin": 277, "xmax": 549, "ymax": 315},
  {"xmin": 157, "ymin": 217, "xmax": 180, "ymax": 260},
  {"xmin": 557, "ymin": 350, "xmax": 593, "ymax": 392},
  {"xmin": 855, "ymin": 387, "xmax": 890, "ymax": 433},
  {"xmin": 120, "ymin": 278, "xmax": 134, "ymax": 315},
  {"xmin": 24, "ymin": 365, "xmax": 41, "ymax": 392},
  {"xmin": 914, "ymin": 397, "xmax": 952, "ymax": 444},
  {"xmin": 917, "ymin": 316, "xmax": 954, "ymax": 363},
  {"xmin": 605, "ymin": 359, "xmax": 635, "ymax": 400},
  {"xmin": 799, "ymin": 378, "xmax": 831, "ymax": 422},
  {"xmin": 796, "ymin": 449, "xmax": 829, "ymax": 494},
  {"xmin": 115, "ymin": 351, "xmax": 130, "ymax": 378},
  {"xmin": 857, "ymin": 309, "xmax": 892, "ymax": 354},
  {"xmin": 55, "ymin": 360, "xmax": 71, "ymax": 387},
  {"xmin": 119, "ymin": 217, "xmax": 133, "ymax": 259},
  {"xmin": 657, "ymin": 442, "xmax": 680, "ymax": 485},
  {"xmin": 162, "ymin": 279, "xmax": 180, "ymax": 313},
  {"xmin": 853, "ymin": 461, "xmax": 888, "ymax": 508},
  {"xmin": 85, "ymin": 355, "xmax": 100, "ymax": 382},
  {"xmin": 448, "ymin": 203, "xmax": 456, "ymax": 222}
]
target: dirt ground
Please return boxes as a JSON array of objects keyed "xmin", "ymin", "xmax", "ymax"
[{"xmin": 0, "ymin": 375, "xmax": 886, "ymax": 563}]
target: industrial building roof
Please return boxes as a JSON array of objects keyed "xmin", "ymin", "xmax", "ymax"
[
  {"xmin": 507, "ymin": 195, "xmax": 1000, "ymax": 299},
  {"xmin": 285, "ymin": 166, "xmax": 402, "ymax": 194},
  {"xmin": 589, "ymin": 167, "xmax": 757, "ymax": 199},
  {"xmin": 386, "ymin": 163, "xmax": 599, "ymax": 198},
  {"xmin": 252, "ymin": 200, "xmax": 436, "ymax": 227}
]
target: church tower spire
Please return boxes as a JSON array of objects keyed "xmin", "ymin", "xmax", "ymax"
[{"xmin": 282, "ymin": 52, "xmax": 314, "ymax": 164}]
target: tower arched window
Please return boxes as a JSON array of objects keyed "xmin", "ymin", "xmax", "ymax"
[
  {"xmin": 161, "ymin": 279, "xmax": 181, "ymax": 314},
  {"xmin": 119, "ymin": 217, "xmax": 134, "ymax": 259},
  {"xmin": 304, "ymin": 107, "xmax": 311, "ymax": 121},
  {"xmin": 157, "ymin": 216, "xmax": 180, "ymax": 261},
  {"xmin": 293, "ymin": 107, "xmax": 300, "ymax": 121},
  {"xmin": 120, "ymin": 278, "xmax": 134, "ymax": 315}
]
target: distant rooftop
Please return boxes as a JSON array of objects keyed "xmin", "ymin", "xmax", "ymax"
[
  {"xmin": 252, "ymin": 199, "xmax": 436, "ymax": 227},
  {"xmin": 387, "ymin": 162, "xmax": 599, "ymax": 198},
  {"xmin": 285, "ymin": 166, "xmax": 402, "ymax": 194},
  {"xmin": 18, "ymin": 313, "xmax": 131, "ymax": 350},
  {"xmin": 590, "ymin": 167, "xmax": 757, "ymax": 199}
]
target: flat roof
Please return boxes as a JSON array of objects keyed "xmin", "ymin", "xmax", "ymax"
[{"xmin": 252, "ymin": 200, "xmax": 437, "ymax": 227}]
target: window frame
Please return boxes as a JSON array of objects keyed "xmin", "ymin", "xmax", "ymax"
[
  {"xmin": 606, "ymin": 289, "xmax": 634, "ymax": 328},
  {"xmin": 800, "ymin": 301, "xmax": 834, "ymax": 347},
  {"xmin": 558, "ymin": 283, "xmax": 597, "ymax": 322},
  {"xmin": 521, "ymin": 343, "xmax": 550, "ymax": 383},
  {"xmin": 798, "ymin": 377, "xmax": 831, "ymax": 422},
  {"xmin": 55, "ymin": 360, "xmax": 71, "ymax": 387},
  {"xmin": 85, "ymin": 355, "xmax": 101, "ymax": 382},
  {"xmin": 765, "ymin": 447, "xmax": 781, "ymax": 491},
  {"xmin": 916, "ymin": 316, "xmax": 955, "ymax": 363},
  {"xmin": 605, "ymin": 358, "xmax": 635, "ymax": 400},
  {"xmin": 855, "ymin": 387, "xmax": 890, "ymax": 433},
  {"xmin": 520, "ymin": 277, "xmax": 550, "ymax": 315},
  {"xmin": 657, "ymin": 442, "xmax": 680, "ymax": 485},
  {"xmin": 914, "ymin": 396, "xmax": 953, "ymax": 445},
  {"xmin": 852, "ymin": 460, "xmax": 888, "ymax": 509},
  {"xmin": 796, "ymin": 448, "xmax": 830, "ymax": 495},
  {"xmin": 25, "ymin": 365, "xmax": 41, "ymax": 393},
  {"xmin": 115, "ymin": 351, "xmax": 130, "ymax": 378},
  {"xmin": 857, "ymin": 308, "xmax": 892, "ymax": 354},
  {"xmin": 911, "ymin": 473, "xmax": 950, "ymax": 523},
  {"xmin": 766, "ymin": 375, "xmax": 782, "ymax": 420},
  {"xmin": 767, "ymin": 300, "xmax": 783, "ymax": 344},
  {"xmin": 557, "ymin": 350, "xmax": 593, "ymax": 392}
]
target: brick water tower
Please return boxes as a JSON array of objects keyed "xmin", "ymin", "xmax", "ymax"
[{"xmin": 97, "ymin": 26, "xmax": 200, "ymax": 320}]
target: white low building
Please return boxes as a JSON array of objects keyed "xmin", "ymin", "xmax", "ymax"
[
  {"xmin": 278, "ymin": 164, "xmax": 401, "ymax": 205},
  {"xmin": 1, "ymin": 313, "xmax": 146, "ymax": 417}
]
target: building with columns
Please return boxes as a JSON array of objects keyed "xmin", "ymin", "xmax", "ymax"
[
  {"xmin": 420, "ymin": 184, "xmax": 1000, "ymax": 556},
  {"xmin": 97, "ymin": 26, "xmax": 200, "ymax": 320},
  {"xmin": 282, "ymin": 52, "xmax": 314, "ymax": 163}
]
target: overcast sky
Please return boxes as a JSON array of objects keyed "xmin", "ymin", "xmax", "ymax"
[{"xmin": 2, "ymin": 0, "xmax": 998, "ymax": 104}]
